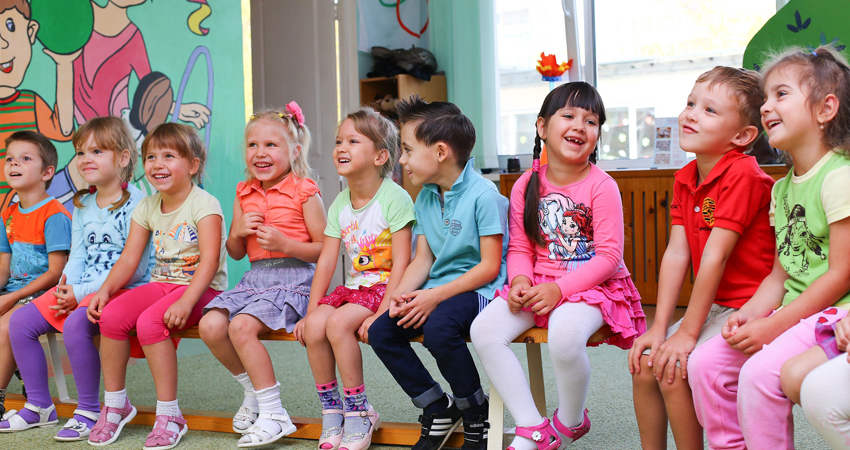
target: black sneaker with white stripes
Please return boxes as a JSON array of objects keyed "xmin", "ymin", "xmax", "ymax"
[
  {"xmin": 461, "ymin": 406, "xmax": 489, "ymax": 450},
  {"xmin": 412, "ymin": 396, "xmax": 463, "ymax": 450}
]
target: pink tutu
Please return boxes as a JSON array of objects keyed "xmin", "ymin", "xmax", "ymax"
[{"xmin": 495, "ymin": 273, "xmax": 646, "ymax": 349}]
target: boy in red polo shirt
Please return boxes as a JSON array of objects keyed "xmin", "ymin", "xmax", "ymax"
[{"xmin": 628, "ymin": 67, "xmax": 775, "ymax": 450}]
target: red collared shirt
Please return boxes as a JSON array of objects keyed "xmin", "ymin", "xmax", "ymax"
[
  {"xmin": 670, "ymin": 150, "xmax": 775, "ymax": 308},
  {"xmin": 236, "ymin": 175, "xmax": 320, "ymax": 261}
]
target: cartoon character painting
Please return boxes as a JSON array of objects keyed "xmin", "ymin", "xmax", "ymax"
[
  {"xmin": 538, "ymin": 192, "xmax": 595, "ymax": 266},
  {"xmin": 777, "ymin": 203, "xmax": 826, "ymax": 276},
  {"xmin": 351, "ymin": 228, "xmax": 393, "ymax": 282}
]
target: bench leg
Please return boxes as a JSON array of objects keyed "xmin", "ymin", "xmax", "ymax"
[
  {"xmin": 45, "ymin": 333, "xmax": 74, "ymax": 404},
  {"xmin": 488, "ymin": 383, "xmax": 504, "ymax": 450},
  {"xmin": 526, "ymin": 343, "xmax": 546, "ymax": 418}
]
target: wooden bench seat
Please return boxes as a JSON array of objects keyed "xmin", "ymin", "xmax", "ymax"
[{"xmin": 11, "ymin": 325, "xmax": 613, "ymax": 449}]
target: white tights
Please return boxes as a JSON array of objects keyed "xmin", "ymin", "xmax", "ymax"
[
  {"xmin": 471, "ymin": 298, "xmax": 604, "ymax": 430},
  {"xmin": 801, "ymin": 354, "xmax": 850, "ymax": 449}
]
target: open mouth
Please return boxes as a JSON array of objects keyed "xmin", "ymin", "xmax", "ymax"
[
  {"xmin": 766, "ymin": 120, "xmax": 782, "ymax": 130},
  {"xmin": 682, "ymin": 125, "xmax": 696, "ymax": 133},
  {"xmin": 565, "ymin": 137, "xmax": 584, "ymax": 145},
  {"xmin": 338, "ymin": 158, "xmax": 351, "ymax": 164},
  {"xmin": 254, "ymin": 162, "xmax": 272, "ymax": 169},
  {"xmin": 8, "ymin": 172, "xmax": 21, "ymax": 177},
  {"xmin": 152, "ymin": 174, "xmax": 170, "ymax": 180},
  {"xmin": 0, "ymin": 59, "xmax": 12, "ymax": 74}
]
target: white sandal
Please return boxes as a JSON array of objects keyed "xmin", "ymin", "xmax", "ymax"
[
  {"xmin": 0, "ymin": 403, "xmax": 59, "ymax": 432},
  {"xmin": 55, "ymin": 409, "xmax": 99, "ymax": 441},
  {"xmin": 233, "ymin": 405, "xmax": 259, "ymax": 434},
  {"xmin": 237, "ymin": 410, "xmax": 297, "ymax": 448}
]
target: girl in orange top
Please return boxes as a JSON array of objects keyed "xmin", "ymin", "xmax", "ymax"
[{"xmin": 198, "ymin": 103, "xmax": 326, "ymax": 447}]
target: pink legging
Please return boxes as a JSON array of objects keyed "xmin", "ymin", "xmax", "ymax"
[
  {"xmin": 99, "ymin": 282, "xmax": 220, "ymax": 346},
  {"xmin": 688, "ymin": 307, "xmax": 847, "ymax": 450}
]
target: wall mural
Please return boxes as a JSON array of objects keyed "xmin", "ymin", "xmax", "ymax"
[{"xmin": 0, "ymin": 0, "xmax": 247, "ymax": 217}]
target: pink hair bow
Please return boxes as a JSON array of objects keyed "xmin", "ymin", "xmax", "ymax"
[{"xmin": 286, "ymin": 101, "xmax": 305, "ymax": 127}]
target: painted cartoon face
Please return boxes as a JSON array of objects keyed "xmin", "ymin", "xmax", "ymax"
[
  {"xmin": 761, "ymin": 67, "xmax": 821, "ymax": 154},
  {"xmin": 144, "ymin": 146, "xmax": 199, "ymax": 196},
  {"xmin": 4, "ymin": 140, "xmax": 49, "ymax": 191},
  {"xmin": 334, "ymin": 119, "xmax": 383, "ymax": 179},
  {"xmin": 399, "ymin": 122, "xmax": 441, "ymax": 187},
  {"xmin": 537, "ymin": 106, "xmax": 600, "ymax": 167},
  {"xmin": 678, "ymin": 81, "xmax": 746, "ymax": 155},
  {"xmin": 76, "ymin": 135, "xmax": 125, "ymax": 189},
  {"xmin": 790, "ymin": 221, "xmax": 808, "ymax": 254},
  {"xmin": 560, "ymin": 215, "xmax": 579, "ymax": 236},
  {"xmin": 246, "ymin": 120, "xmax": 294, "ymax": 190},
  {"xmin": 0, "ymin": 7, "xmax": 37, "ymax": 96}
]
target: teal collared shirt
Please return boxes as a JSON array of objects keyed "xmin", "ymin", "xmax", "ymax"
[{"xmin": 413, "ymin": 158, "xmax": 509, "ymax": 299}]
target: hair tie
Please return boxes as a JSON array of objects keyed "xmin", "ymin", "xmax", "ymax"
[
  {"xmin": 88, "ymin": 185, "xmax": 97, "ymax": 194},
  {"xmin": 532, "ymin": 159, "xmax": 541, "ymax": 173},
  {"xmin": 286, "ymin": 101, "xmax": 305, "ymax": 127},
  {"xmin": 121, "ymin": 182, "xmax": 129, "ymax": 190},
  {"xmin": 812, "ymin": 50, "xmax": 819, "ymax": 57}
]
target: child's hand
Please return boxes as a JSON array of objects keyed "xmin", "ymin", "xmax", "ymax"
[
  {"xmin": 725, "ymin": 316, "xmax": 779, "ymax": 356},
  {"xmin": 521, "ymin": 282, "xmax": 562, "ymax": 317},
  {"xmin": 721, "ymin": 310, "xmax": 751, "ymax": 340},
  {"xmin": 0, "ymin": 293, "xmax": 16, "ymax": 316},
  {"xmin": 49, "ymin": 275, "xmax": 78, "ymax": 317},
  {"xmin": 86, "ymin": 290, "xmax": 110, "ymax": 323},
  {"xmin": 163, "ymin": 299, "xmax": 192, "ymax": 329},
  {"xmin": 389, "ymin": 291, "xmax": 408, "ymax": 318},
  {"xmin": 628, "ymin": 326, "xmax": 666, "ymax": 375},
  {"xmin": 395, "ymin": 289, "xmax": 442, "ymax": 329},
  {"xmin": 294, "ymin": 317, "xmax": 307, "ymax": 346},
  {"xmin": 233, "ymin": 211, "xmax": 264, "ymax": 238},
  {"xmin": 256, "ymin": 225, "xmax": 292, "ymax": 253},
  {"xmin": 834, "ymin": 315, "xmax": 850, "ymax": 352},
  {"xmin": 508, "ymin": 277, "xmax": 532, "ymax": 313},
  {"xmin": 358, "ymin": 313, "xmax": 381, "ymax": 344},
  {"xmin": 652, "ymin": 331, "xmax": 697, "ymax": 383}
]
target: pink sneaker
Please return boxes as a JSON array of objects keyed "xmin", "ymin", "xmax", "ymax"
[
  {"xmin": 552, "ymin": 409, "xmax": 590, "ymax": 448},
  {"xmin": 143, "ymin": 414, "xmax": 188, "ymax": 449},
  {"xmin": 88, "ymin": 398, "xmax": 137, "ymax": 446}
]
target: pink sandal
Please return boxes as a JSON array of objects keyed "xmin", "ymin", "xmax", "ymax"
[
  {"xmin": 319, "ymin": 408, "xmax": 344, "ymax": 450},
  {"xmin": 339, "ymin": 408, "xmax": 380, "ymax": 450},
  {"xmin": 508, "ymin": 417, "xmax": 561, "ymax": 450},
  {"xmin": 143, "ymin": 415, "xmax": 188, "ymax": 449},
  {"xmin": 88, "ymin": 398, "xmax": 137, "ymax": 446},
  {"xmin": 552, "ymin": 409, "xmax": 590, "ymax": 447}
]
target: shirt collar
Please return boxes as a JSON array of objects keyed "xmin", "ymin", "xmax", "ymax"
[
  {"xmin": 239, "ymin": 175, "xmax": 297, "ymax": 198},
  {"xmin": 674, "ymin": 148, "xmax": 748, "ymax": 191},
  {"xmin": 422, "ymin": 158, "xmax": 476, "ymax": 195}
]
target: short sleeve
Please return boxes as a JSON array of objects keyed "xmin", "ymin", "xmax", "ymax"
[
  {"xmin": 670, "ymin": 182, "xmax": 684, "ymax": 226},
  {"xmin": 132, "ymin": 195, "xmax": 154, "ymax": 230},
  {"xmin": 822, "ymin": 166, "xmax": 850, "ymax": 224},
  {"xmin": 191, "ymin": 189, "xmax": 224, "ymax": 225},
  {"xmin": 413, "ymin": 202, "xmax": 425, "ymax": 236},
  {"xmin": 382, "ymin": 184, "xmax": 415, "ymax": 233},
  {"xmin": 44, "ymin": 213, "xmax": 72, "ymax": 253},
  {"xmin": 297, "ymin": 178, "xmax": 321, "ymax": 204},
  {"xmin": 713, "ymin": 165, "xmax": 773, "ymax": 234},
  {"xmin": 324, "ymin": 192, "xmax": 346, "ymax": 237},
  {"xmin": 0, "ymin": 217, "xmax": 10, "ymax": 253},
  {"xmin": 475, "ymin": 189, "xmax": 509, "ymax": 237},
  {"xmin": 769, "ymin": 182, "xmax": 779, "ymax": 227}
]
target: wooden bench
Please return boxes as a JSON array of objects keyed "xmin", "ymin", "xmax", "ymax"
[{"xmin": 10, "ymin": 325, "xmax": 613, "ymax": 449}]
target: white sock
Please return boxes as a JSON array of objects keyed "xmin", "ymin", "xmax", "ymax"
[
  {"xmin": 234, "ymin": 372, "xmax": 258, "ymax": 411},
  {"xmin": 104, "ymin": 389, "xmax": 128, "ymax": 424},
  {"xmin": 254, "ymin": 382, "xmax": 285, "ymax": 435},
  {"xmin": 156, "ymin": 399, "xmax": 182, "ymax": 435}
]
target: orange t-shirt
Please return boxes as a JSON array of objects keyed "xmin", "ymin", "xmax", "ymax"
[{"xmin": 237, "ymin": 175, "xmax": 320, "ymax": 261}]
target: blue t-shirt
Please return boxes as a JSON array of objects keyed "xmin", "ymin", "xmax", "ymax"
[
  {"xmin": 0, "ymin": 197, "xmax": 72, "ymax": 292},
  {"xmin": 414, "ymin": 158, "xmax": 509, "ymax": 299}
]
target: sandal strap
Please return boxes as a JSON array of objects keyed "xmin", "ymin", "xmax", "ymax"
[
  {"xmin": 72, "ymin": 409, "xmax": 100, "ymax": 422},
  {"xmin": 343, "ymin": 409, "xmax": 376, "ymax": 418},
  {"xmin": 514, "ymin": 418, "xmax": 561, "ymax": 450},
  {"xmin": 23, "ymin": 402, "xmax": 55, "ymax": 420},
  {"xmin": 258, "ymin": 412, "xmax": 289, "ymax": 422},
  {"xmin": 321, "ymin": 408, "xmax": 344, "ymax": 415},
  {"xmin": 551, "ymin": 409, "xmax": 590, "ymax": 441}
]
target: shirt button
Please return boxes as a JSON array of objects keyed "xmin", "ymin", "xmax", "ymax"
[
  {"xmin": 444, "ymin": 220, "xmax": 450, "ymax": 225},
  {"xmin": 694, "ymin": 206, "xmax": 700, "ymax": 212}
]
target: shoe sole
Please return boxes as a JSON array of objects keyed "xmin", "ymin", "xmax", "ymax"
[
  {"xmin": 424, "ymin": 418, "xmax": 462, "ymax": 450},
  {"xmin": 339, "ymin": 416, "xmax": 382, "ymax": 450},
  {"xmin": 55, "ymin": 432, "xmax": 90, "ymax": 442},
  {"xmin": 88, "ymin": 406, "xmax": 138, "ymax": 446},
  {"xmin": 143, "ymin": 424, "xmax": 188, "ymax": 450},
  {"xmin": 237, "ymin": 420, "xmax": 297, "ymax": 448},
  {"xmin": 0, "ymin": 419, "xmax": 59, "ymax": 432}
]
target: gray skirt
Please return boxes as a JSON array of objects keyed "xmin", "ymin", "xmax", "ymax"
[{"xmin": 204, "ymin": 259, "xmax": 314, "ymax": 332}]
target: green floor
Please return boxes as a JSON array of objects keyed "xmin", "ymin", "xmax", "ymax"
[{"xmin": 0, "ymin": 339, "xmax": 831, "ymax": 449}]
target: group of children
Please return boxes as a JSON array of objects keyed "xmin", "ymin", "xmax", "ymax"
[{"xmin": 0, "ymin": 43, "xmax": 847, "ymax": 450}]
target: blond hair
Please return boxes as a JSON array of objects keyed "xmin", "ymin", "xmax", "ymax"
[
  {"xmin": 696, "ymin": 66, "xmax": 764, "ymax": 139},
  {"xmin": 341, "ymin": 107, "xmax": 399, "ymax": 178},
  {"xmin": 245, "ymin": 109, "xmax": 312, "ymax": 180},
  {"xmin": 142, "ymin": 123, "xmax": 207, "ymax": 184},
  {"xmin": 71, "ymin": 117, "xmax": 138, "ymax": 211}
]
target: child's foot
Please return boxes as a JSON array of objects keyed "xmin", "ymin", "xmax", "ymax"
[
  {"xmin": 460, "ymin": 403, "xmax": 489, "ymax": 450},
  {"xmin": 551, "ymin": 409, "xmax": 590, "ymax": 448},
  {"xmin": 412, "ymin": 395, "xmax": 463, "ymax": 450},
  {"xmin": 55, "ymin": 409, "xmax": 99, "ymax": 441},
  {"xmin": 237, "ymin": 410, "xmax": 297, "ymax": 448},
  {"xmin": 88, "ymin": 398, "xmax": 137, "ymax": 446},
  {"xmin": 233, "ymin": 404, "xmax": 259, "ymax": 434},
  {"xmin": 143, "ymin": 414, "xmax": 188, "ymax": 450},
  {"xmin": 319, "ymin": 408, "xmax": 344, "ymax": 450},
  {"xmin": 340, "ymin": 407, "xmax": 380, "ymax": 450},
  {"xmin": 507, "ymin": 418, "xmax": 560, "ymax": 450},
  {"xmin": 0, "ymin": 402, "xmax": 59, "ymax": 431}
]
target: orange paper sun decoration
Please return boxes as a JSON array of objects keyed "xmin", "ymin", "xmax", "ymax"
[{"xmin": 536, "ymin": 53, "xmax": 572, "ymax": 81}]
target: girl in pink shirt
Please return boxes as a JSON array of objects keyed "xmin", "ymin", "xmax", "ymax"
[
  {"xmin": 198, "ymin": 104, "xmax": 327, "ymax": 447},
  {"xmin": 471, "ymin": 82, "xmax": 645, "ymax": 450}
]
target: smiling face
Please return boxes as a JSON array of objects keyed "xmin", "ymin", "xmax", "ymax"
[
  {"xmin": 4, "ymin": 140, "xmax": 50, "ymax": 191},
  {"xmin": 0, "ymin": 7, "xmax": 37, "ymax": 96},
  {"xmin": 144, "ymin": 146, "xmax": 199, "ymax": 196},
  {"xmin": 761, "ymin": 67, "xmax": 822, "ymax": 153},
  {"xmin": 75, "ymin": 134, "xmax": 128, "ymax": 188},
  {"xmin": 398, "ymin": 122, "xmax": 441, "ymax": 187},
  {"xmin": 333, "ymin": 118, "xmax": 385, "ymax": 179},
  {"xmin": 678, "ymin": 81, "xmax": 748, "ymax": 156},
  {"xmin": 245, "ymin": 120, "xmax": 294, "ymax": 190},
  {"xmin": 537, "ymin": 106, "xmax": 600, "ymax": 167}
]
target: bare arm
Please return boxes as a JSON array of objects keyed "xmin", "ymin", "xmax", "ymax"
[
  {"xmin": 277, "ymin": 194, "xmax": 327, "ymax": 263},
  {"xmin": 0, "ymin": 251, "xmax": 67, "ymax": 315},
  {"xmin": 648, "ymin": 225, "xmax": 692, "ymax": 333},
  {"xmin": 392, "ymin": 234, "xmax": 434, "ymax": 298},
  {"xmin": 305, "ymin": 236, "xmax": 341, "ymax": 315},
  {"xmin": 225, "ymin": 197, "xmax": 249, "ymax": 261},
  {"xmin": 360, "ymin": 225, "xmax": 413, "ymax": 342},
  {"xmin": 97, "ymin": 222, "xmax": 152, "ymax": 297},
  {"xmin": 0, "ymin": 253, "xmax": 10, "ymax": 289}
]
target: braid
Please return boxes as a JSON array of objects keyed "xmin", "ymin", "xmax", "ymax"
[
  {"xmin": 109, "ymin": 187, "xmax": 132, "ymax": 212},
  {"xmin": 72, "ymin": 188, "xmax": 90, "ymax": 209},
  {"xmin": 523, "ymin": 134, "xmax": 546, "ymax": 247}
]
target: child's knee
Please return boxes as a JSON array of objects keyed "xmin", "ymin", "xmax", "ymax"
[
  {"xmin": 366, "ymin": 313, "xmax": 395, "ymax": 350},
  {"xmin": 199, "ymin": 310, "xmax": 230, "ymax": 343},
  {"xmin": 302, "ymin": 310, "xmax": 329, "ymax": 345},
  {"xmin": 632, "ymin": 357, "xmax": 658, "ymax": 388},
  {"xmin": 421, "ymin": 318, "xmax": 459, "ymax": 349},
  {"xmin": 135, "ymin": 310, "xmax": 167, "ymax": 344},
  {"xmin": 325, "ymin": 311, "xmax": 358, "ymax": 343},
  {"xmin": 779, "ymin": 359, "xmax": 807, "ymax": 404},
  {"xmin": 657, "ymin": 368, "xmax": 690, "ymax": 396},
  {"xmin": 228, "ymin": 315, "xmax": 263, "ymax": 346}
]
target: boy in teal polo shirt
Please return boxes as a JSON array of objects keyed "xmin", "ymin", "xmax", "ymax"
[{"xmin": 369, "ymin": 97, "xmax": 509, "ymax": 450}]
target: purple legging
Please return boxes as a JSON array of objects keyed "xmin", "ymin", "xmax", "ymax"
[{"xmin": 10, "ymin": 304, "xmax": 101, "ymax": 413}]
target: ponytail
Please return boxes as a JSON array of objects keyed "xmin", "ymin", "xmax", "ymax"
[
  {"xmin": 523, "ymin": 134, "xmax": 546, "ymax": 247},
  {"xmin": 73, "ymin": 182, "xmax": 133, "ymax": 212}
]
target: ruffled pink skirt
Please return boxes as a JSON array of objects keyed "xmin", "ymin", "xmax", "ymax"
[{"xmin": 495, "ymin": 273, "xmax": 646, "ymax": 349}]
